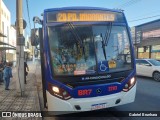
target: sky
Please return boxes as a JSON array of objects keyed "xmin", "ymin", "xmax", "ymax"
[{"xmin": 3, "ymin": 0, "xmax": 160, "ymax": 35}]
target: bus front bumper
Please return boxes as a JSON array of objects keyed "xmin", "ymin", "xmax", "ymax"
[{"xmin": 46, "ymin": 84, "xmax": 136, "ymax": 115}]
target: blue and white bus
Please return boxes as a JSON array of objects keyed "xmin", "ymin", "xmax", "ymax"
[{"xmin": 34, "ymin": 7, "xmax": 136, "ymax": 115}]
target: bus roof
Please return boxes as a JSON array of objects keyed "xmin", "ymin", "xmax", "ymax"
[{"xmin": 44, "ymin": 7, "xmax": 124, "ymax": 13}]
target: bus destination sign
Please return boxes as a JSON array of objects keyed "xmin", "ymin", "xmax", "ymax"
[{"xmin": 56, "ymin": 12, "xmax": 115, "ymax": 22}]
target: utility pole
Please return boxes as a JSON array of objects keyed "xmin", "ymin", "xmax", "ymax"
[{"xmin": 16, "ymin": 0, "xmax": 25, "ymax": 96}]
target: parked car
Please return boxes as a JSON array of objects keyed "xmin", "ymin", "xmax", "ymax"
[{"xmin": 136, "ymin": 59, "xmax": 160, "ymax": 81}]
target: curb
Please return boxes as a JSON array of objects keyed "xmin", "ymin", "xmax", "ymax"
[{"xmin": 34, "ymin": 63, "xmax": 43, "ymax": 120}]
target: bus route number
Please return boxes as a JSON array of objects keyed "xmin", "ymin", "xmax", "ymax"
[{"xmin": 78, "ymin": 89, "xmax": 92, "ymax": 96}]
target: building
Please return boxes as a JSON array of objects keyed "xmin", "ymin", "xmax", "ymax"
[
  {"xmin": 24, "ymin": 34, "xmax": 32, "ymax": 60},
  {"xmin": 7, "ymin": 25, "xmax": 16, "ymax": 62},
  {"xmin": 0, "ymin": 0, "xmax": 16, "ymax": 62},
  {"xmin": 131, "ymin": 19, "xmax": 160, "ymax": 60},
  {"xmin": 28, "ymin": 36, "xmax": 34, "ymax": 61}
]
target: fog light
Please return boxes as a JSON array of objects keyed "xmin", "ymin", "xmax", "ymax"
[
  {"xmin": 63, "ymin": 91, "xmax": 67, "ymax": 96},
  {"xmin": 124, "ymin": 83, "xmax": 129, "ymax": 89}
]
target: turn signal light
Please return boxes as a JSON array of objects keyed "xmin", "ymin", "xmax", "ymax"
[
  {"xmin": 48, "ymin": 83, "xmax": 72, "ymax": 100},
  {"xmin": 123, "ymin": 77, "xmax": 136, "ymax": 92}
]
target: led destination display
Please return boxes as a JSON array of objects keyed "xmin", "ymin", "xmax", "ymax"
[{"xmin": 56, "ymin": 12, "xmax": 115, "ymax": 22}]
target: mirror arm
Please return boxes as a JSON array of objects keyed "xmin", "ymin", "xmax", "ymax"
[{"xmin": 33, "ymin": 16, "xmax": 42, "ymax": 25}]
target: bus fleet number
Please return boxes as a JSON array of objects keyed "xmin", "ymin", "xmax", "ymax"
[
  {"xmin": 108, "ymin": 86, "xmax": 117, "ymax": 92},
  {"xmin": 78, "ymin": 89, "xmax": 92, "ymax": 96}
]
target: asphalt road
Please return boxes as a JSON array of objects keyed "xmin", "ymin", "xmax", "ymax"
[
  {"xmin": 40, "ymin": 73, "xmax": 160, "ymax": 120},
  {"xmin": 107, "ymin": 76, "xmax": 160, "ymax": 120},
  {"xmin": 112, "ymin": 76, "xmax": 160, "ymax": 111}
]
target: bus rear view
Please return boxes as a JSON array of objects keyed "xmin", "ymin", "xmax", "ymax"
[{"xmin": 40, "ymin": 7, "xmax": 136, "ymax": 115}]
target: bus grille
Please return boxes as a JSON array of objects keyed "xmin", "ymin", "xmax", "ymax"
[{"xmin": 65, "ymin": 77, "xmax": 125, "ymax": 88}]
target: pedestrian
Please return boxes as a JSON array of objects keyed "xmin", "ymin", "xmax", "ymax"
[
  {"xmin": 24, "ymin": 61, "xmax": 29, "ymax": 84},
  {"xmin": 3, "ymin": 62, "xmax": 12, "ymax": 90},
  {"xmin": 0, "ymin": 61, "xmax": 4, "ymax": 85}
]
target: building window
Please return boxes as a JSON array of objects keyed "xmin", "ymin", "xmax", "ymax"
[
  {"xmin": 7, "ymin": 26, "xmax": 9, "ymax": 43},
  {"xmin": 136, "ymin": 30, "xmax": 141, "ymax": 43},
  {"xmin": 152, "ymin": 45, "xmax": 160, "ymax": 52},
  {"xmin": 27, "ymin": 42, "xmax": 29, "ymax": 48},
  {"xmin": 2, "ymin": 22, "xmax": 4, "ymax": 42},
  {"xmin": 151, "ymin": 45, "xmax": 160, "ymax": 60},
  {"xmin": 1, "ymin": 9, "xmax": 3, "ymax": 15},
  {"xmin": 138, "ymin": 47, "xmax": 144, "ymax": 52},
  {"xmin": 4, "ymin": 12, "xmax": 6, "ymax": 18},
  {"xmin": 143, "ymin": 29, "xmax": 160, "ymax": 40},
  {"xmin": 138, "ymin": 46, "xmax": 150, "ymax": 59}
]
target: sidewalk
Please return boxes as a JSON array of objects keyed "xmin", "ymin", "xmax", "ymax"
[{"xmin": 0, "ymin": 61, "xmax": 42, "ymax": 120}]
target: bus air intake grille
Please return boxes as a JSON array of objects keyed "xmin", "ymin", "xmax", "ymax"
[{"xmin": 66, "ymin": 77, "xmax": 125, "ymax": 88}]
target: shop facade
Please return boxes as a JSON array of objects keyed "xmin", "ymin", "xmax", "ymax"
[{"xmin": 131, "ymin": 19, "xmax": 160, "ymax": 60}]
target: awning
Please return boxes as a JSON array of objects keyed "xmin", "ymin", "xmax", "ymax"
[
  {"xmin": 0, "ymin": 34, "xmax": 16, "ymax": 50},
  {"xmin": 0, "ymin": 41, "xmax": 16, "ymax": 47},
  {"xmin": 0, "ymin": 41, "xmax": 16, "ymax": 49},
  {"xmin": 0, "ymin": 32, "xmax": 6, "ymax": 37},
  {"xmin": 0, "ymin": 47, "xmax": 16, "ymax": 50}
]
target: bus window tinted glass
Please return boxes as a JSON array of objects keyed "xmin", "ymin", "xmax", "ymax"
[
  {"xmin": 48, "ymin": 25, "xmax": 132, "ymax": 76},
  {"xmin": 48, "ymin": 25, "xmax": 96, "ymax": 76},
  {"xmin": 93, "ymin": 26, "xmax": 132, "ymax": 72}
]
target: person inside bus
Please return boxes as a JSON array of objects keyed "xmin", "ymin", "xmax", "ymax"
[
  {"xmin": 67, "ymin": 52, "xmax": 76, "ymax": 64},
  {"xmin": 61, "ymin": 54, "xmax": 67, "ymax": 63}
]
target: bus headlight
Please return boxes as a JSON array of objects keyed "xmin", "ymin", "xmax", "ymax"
[
  {"xmin": 52, "ymin": 86, "xmax": 60, "ymax": 93},
  {"xmin": 123, "ymin": 77, "xmax": 136, "ymax": 92},
  {"xmin": 130, "ymin": 77, "xmax": 135, "ymax": 85},
  {"xmin": 48, "ymin": 83, "xmax": 72, "ymax": 100}
]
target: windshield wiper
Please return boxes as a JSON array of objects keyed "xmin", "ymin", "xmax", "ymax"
[
  {"xmin": 101, "ymin": 22, "xmax": 112, "ymax": 60},
  {"xmin": 67, "ymin": 22, "xmax": 86, "ymax": 61},
  {"xmin": 100, "ymin": 33, "xmax": 107, "ymax": 60}
]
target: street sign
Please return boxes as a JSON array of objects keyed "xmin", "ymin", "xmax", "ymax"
[{"xmin": 15, "ymin": 19, "xmax": 27, "ymax": 29}]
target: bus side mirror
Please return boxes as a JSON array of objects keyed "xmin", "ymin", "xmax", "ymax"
[
  {"xmin": 33, "ymin": 16, "xmax": 42, "ymax": 25},
  {"xmin": 31, "ymin": 16, "xmax": 43, "ymax": 46},
  {"xmin": 31, "ymin": 28, "xmax": 40, "ymax": 46}
]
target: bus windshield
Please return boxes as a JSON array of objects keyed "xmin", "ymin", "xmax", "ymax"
[{"xmin": 48, "ymin": 24, "xmax": 132, "ymax": 76}]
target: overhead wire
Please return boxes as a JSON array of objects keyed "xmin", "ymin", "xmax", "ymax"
[
  {"xmin": 116, "ymin": 0, "xmax": 142, "ymax": 9},
  {"xmin": 129, "ymin": 9, "xmax": 160, "ymax": 20},
  {"xmin": 25, "ymin": 0, "xmax": 32, "ymax": 50},
  {"xmin": 115, "ymin": 0, "xmax": 160, "ymax": 23},
  {"xmin": 128, "ymin": 14, "xmax": 160, "ymax": 22},
  {"xmin": 26, "ymin": 0, "xmax": 32, "ymax": 31}
]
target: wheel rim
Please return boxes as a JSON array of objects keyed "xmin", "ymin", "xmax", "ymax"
[{"xmin": 153, "ymin": 72, "xmax": 160, "ymax": 81}]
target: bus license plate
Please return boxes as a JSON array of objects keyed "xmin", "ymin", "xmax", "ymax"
[{"xmin": 91, "ymin": 103, "xmax": 107, "ymax": 110}]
